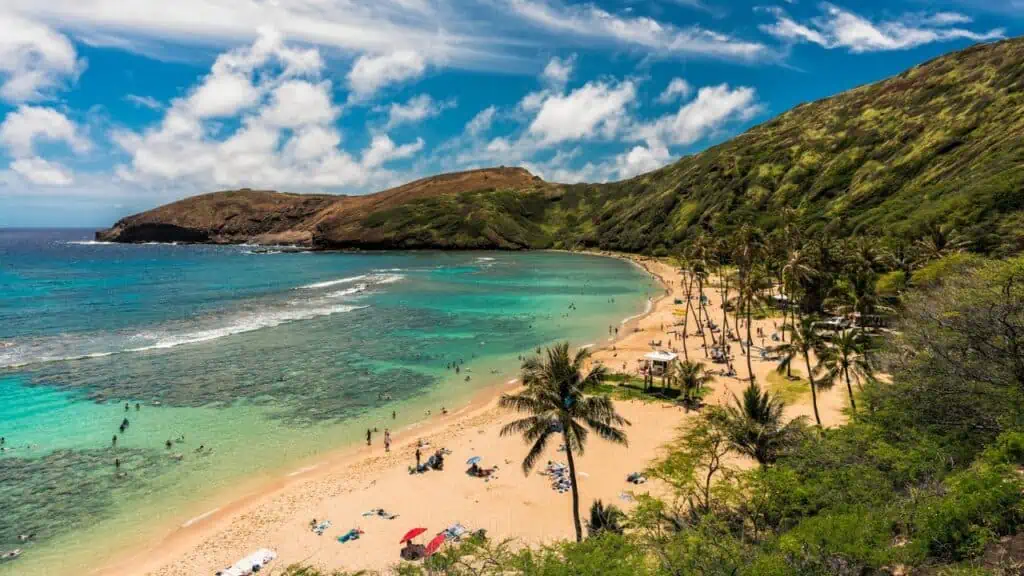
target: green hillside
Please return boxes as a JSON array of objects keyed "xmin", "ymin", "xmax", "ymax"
[{"xmin": 359, "ymin": 37, "xmax": 1024, "ymax": 255}]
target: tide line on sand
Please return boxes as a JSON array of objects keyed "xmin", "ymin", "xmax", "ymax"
[
  {"xmin": 181, "ymin": 507, "xmax": 221, "ymax": 528},
  {"xmin": 287, "ymin": 464, "xmax": 321, "ymax": 478}
]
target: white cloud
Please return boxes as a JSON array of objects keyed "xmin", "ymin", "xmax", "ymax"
[
  {"xmin": 0, "ymin": 13, "xmax": 81, "ymax": 103},
  {"xmin": 507, "ymin": 0, "xmax": 768, "ymax": 60},
  {"xmin": 465, "ymin": 106, "xmax": 497, "ymax": 136},
  {"xmin": 613, "ymin": 142, "xmax": 671, "ymax": 179},
  {"xmin": 9, "ymin": 156, "xmax": 75, "ymax": 186},
  {"xmin": 541, "ymin": 55, "xmax": 575, "ymax": 89},
  {"xmin": 0, "ymin": 105, "xmax": 91, "ymax": 157},
  {"xmin": 657, "ymin": 78, "xmax": 692, "ymax": 104},
  {"xmin": 362, "ymin": 134, "xmax": 425, "ymax": 169},
  {"xmin": 113, "ymin": 30, "xmax": 425, "ymax": 192},
  {"xmin": 347, "ymin": 50, "xmax": 427, "ymax": 102},
  {"xmin": 637, "ymin": 83, "xmax": 760, "ymax": 147},
  {"xmin": 260, "ymin": 81, "xmax": 338, "ymax": 128},
  {"xmin": 124, "ymin": 94, "xmax": 163, "ymax": 110},
  {"xmin": 760, "ymin": 4, "xmax": 1005, "ymax": 53},
  {"xmin": 379, "ymin": 94, "xmax": 454, "ymax": 129},
  {"xmin": 529, "ymin": 80, "xmax": 636, "ymax": 145},
  {"xmin": 1, "ymin": 0, "xmax": 498, "ymax": 72}
]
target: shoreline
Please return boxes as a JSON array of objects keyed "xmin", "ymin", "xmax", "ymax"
[{"xmin": 89, "ymin": 251, "xmax": 668, "ymax": 576}]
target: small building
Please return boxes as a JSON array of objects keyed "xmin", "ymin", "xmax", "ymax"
[{"xmin": 644, "ymin": 350, "xmax": 678, "ymax": 377}]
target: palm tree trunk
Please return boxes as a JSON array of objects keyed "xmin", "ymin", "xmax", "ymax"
[
  {"xmin": 564, "ymin": 434, "xmax": 583, "ymax": 542},
  {"xmin": 721, "ymin": 275, "xmax": 729, "ymax": 347},
  {"xmin": 844, "ymin": 368, "xmax": 857, "ymax": 413},
  {"xmin": 745, "ymin": 299, "xmax": 755, "ymax": 383},
  {"xmin": 804, "ymin": 351, "xmax": 822, "ymax": 427},
  {"xmin": 681, "ymin": 276, "xmax": 693, "ymax": 362}
]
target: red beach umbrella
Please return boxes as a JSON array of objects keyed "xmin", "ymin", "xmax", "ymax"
[
  {"xmin": 425, "ymin": 533, "xmax": 447, "ymax": 556},
  {"xmin": 400, "ymin": 527, "xmax": 427, "ymax": 543}
]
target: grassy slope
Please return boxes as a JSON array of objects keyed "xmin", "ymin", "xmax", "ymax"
[{"xmin": 353, "ymin": 37, "xmax": 1024, "ymax": 254}]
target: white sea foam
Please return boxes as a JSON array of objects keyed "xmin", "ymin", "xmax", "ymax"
[
  {"xmin": 0, "ymin": 304, "xmax": 366, "ymax": 369},
  {"xmin": 128, "ymin": 305, "xmax": 364, "ymax": 352},
  {"xmin": 65, "ymin": 240, "xmax": 114, "ymax": 246},
  {"xmin": 326, "ymin": 284, "xmax": 367, "ymax": 298},
  {"xmin": 299, "ymin": 275, "xmax": 367, "ymax": 289}
]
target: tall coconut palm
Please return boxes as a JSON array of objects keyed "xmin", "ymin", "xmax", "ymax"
[
  {"xmin": 499, "ymin": 343, "xmax": 630, "ymax": 542},
  {"xmin": 816, "ymin": 328, "xmax": 873, "ymax": 414},
  {"xmin": 675, "ymin": 253, "xmax": 693, "ymax": 362},
  {"xmin": 738, "ymin": 265, "xmax": 771, "ymax": 384},
  {"xmin": 774, "ymin": 316, "xmax": 830, "ymax": 427},
  {"xmin": 781, "ymin": 248, "xmax": 815, "ymax": 344},
  {"xmin": 671, "ymin": 360, "xmax": 715, "ymax": 408},
  {"xmin": 716, "ymin": 381, "xmax": 806, "ymax": 465}
]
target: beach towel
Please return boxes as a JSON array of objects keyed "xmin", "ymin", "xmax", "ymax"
[
  {"xmin": 313, "ymin": 520, "xmax": 331, "ymax": 535},
  {"xmin": 337, "ymin": 528, "xmax": 363, "ymax": 543}
]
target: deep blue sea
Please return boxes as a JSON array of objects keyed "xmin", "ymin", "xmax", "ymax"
[{"xmin": 0, "ymin": 228, "xmax": 653, "ymax": 575}]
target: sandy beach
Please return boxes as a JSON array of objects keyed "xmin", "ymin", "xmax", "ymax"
[{"xmin": 93, "ymin": 254, "xmax": 850, "ymax": 576}]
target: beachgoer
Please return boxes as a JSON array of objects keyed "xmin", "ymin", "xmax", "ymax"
[
  {"xmin": 392, "ymin": 411, "xmax": 396, "ymax": 420},
  {"xmin": 384, "ymin": 429, "xmax": 391, "ymax": 453},
  {"xmin": 366, "ymin": 429, "xmax": 372, "ymax": 446},
  {"xmin": 415, "ymin": 448, "xmax": 421, "ymax": 468},
  {"xmin": 135, "ymin": 403, "xmax": 140, "ymax": 411},
  {"xmin": 165, "ymin": 439, "xmax": 172, "ymax": 449},
  {"xmin": 1, "ymin": 437, "xmax": 4, "ymax": 445},
  {"xmin": 125, "ymin": 402, "xmax": 129, "ymax": 412},
  {"xmin": 115, "ymin": 458, "xmax": 120, "ymax": 470},
  {"xmin": 112, "ymin": 435, "xmax": 117, "ymax": 447}
]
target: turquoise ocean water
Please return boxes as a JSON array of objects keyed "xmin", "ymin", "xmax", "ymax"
[{"xmin": 0, "ymin": 228, "xmax": 654, "ymax": 575}]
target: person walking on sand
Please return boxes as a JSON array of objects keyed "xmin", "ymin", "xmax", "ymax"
[
  {"xmin": 384, "ymin": 429, "xmax": 391, "ymax": 453},
  {"xmin": 366, "ymin": 428, "xmax": 372, "ymax": 446},
  {"xmin": 415, "ymin": 447, "xmax": 421, "ymax": 468}
]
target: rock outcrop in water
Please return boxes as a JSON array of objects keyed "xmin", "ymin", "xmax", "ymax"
[{"xmin": 100, "ymin": 38, "xmax": 1024, "ymax": 254}]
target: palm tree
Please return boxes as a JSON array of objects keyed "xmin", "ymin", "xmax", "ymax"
[
  {"xmin": 774, "ymin": 316, "xmax": 830, "ymax": 427},
  {"xmin": 915, "ymin": 222, "xmax": 971, "ymax": 263},
  {"xmin": 732, "ymin": 225, "xmax": 765, "ymax": 383},
  {"xmin": 499, "ymin": 343, "xmax": 630, "ymax": 542},
  {"xmin": 716, "ymin": 381, "xmax": 806, "ymax": 465},
  {"xmin": 781, "ymin": 248, "xmax": 815, "ymax": 344},
  {"xmin": 674, "ymin": 253, "xmax": 693, "ymax": 362},
  {"xmin": 671, "ymin": 360, "xmax": 715, "ymax": 408},
  {"xmin": 586, "ymin": 500, "xmax": 625, "ymax": 537},
  {"xmin": 816, "ymin": 329, "xmax": 873, "ymax": 414}
]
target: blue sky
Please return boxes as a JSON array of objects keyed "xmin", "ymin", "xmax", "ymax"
[{"xmin": 0, "ymin": 0, "xmax": 1020, "ymax": 227}]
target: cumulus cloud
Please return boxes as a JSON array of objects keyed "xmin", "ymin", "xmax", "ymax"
[
  {"xmin": 112, "ymin": 30, "xmax": 423, "ymax": 192},
  {"xmin": 528, "ymin": 80, "xmax": 636, "ymax": 145},
  {"xmin": 541, "ymin": 55, "xmax": 575, "ymax": 89},
  {"xmin": 347, "ymin": 51, "xmax": 427, "ymax": 102},
  {"xmin": 0, "ymin": 13, "xmax": 82, "ymax": 103},
  {"xmin": 657, "ymin": 78, "xmax": 692, "ymax": 104},
  {"xmin": 465, "ymin": 106, "xmax": 497, "ymax": 136},
  {"xmin": 378, "ymin": 94, "xmax": 455, "ymax": 129},
  {"xmin": 9, "ymin": 156, "xmax": 75, "ymax": 186},
  {"xmin": 636, "ymin": 83, "xmax": 760, "ymax": 147},
  {"xmin": 0, "ymin": 105, "xmax": 90, "ymax": 186},
  {"xmin": 0, "ymin": 106, "xmax": 90, "ymax": 157},
  {"xmin": 507, "ymin": 0, "xmax": 768, "ymax": 60},
  {"xmin": 760, "ymin": 4, "xmax": 1005, "ymax": 53}
]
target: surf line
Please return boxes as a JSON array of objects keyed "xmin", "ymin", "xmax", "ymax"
[
  {"xmin": 287, "ymin": 464, "xmax": 321, "ymax": 477},
  {"xmin": 182, "ymin": 507, "xmax": 221, "ymax": 528}
]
